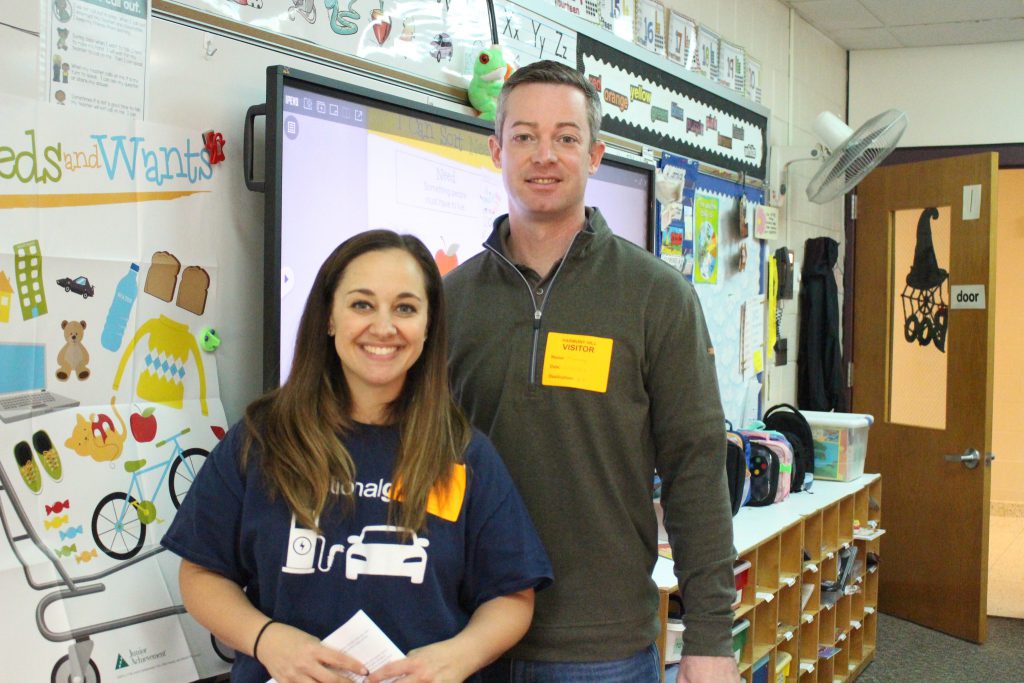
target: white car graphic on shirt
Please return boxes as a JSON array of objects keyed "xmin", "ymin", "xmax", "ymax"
[{"xmin": 345, "ymin": 525, "xmax": 430, "ymax": 584}]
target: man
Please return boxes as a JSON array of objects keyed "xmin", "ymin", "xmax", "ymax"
[{"xmin": 445, "ymin": 60, "xmax": 739, "ymax": 683}]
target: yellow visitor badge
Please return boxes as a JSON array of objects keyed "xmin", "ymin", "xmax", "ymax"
[{"xmin": 541, "ymin": 332, "xmax": 614, "ymax": 393}]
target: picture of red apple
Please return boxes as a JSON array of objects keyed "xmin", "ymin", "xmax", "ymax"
[
  {"xmin": 370, "ymin": 7, "xmax": 392, "ymax": 45},
  {"xmin": 130, "ymin": 406, "xmax": 158, "ymax": 443},
  {"xmin": 434, "ymin": 240, "xmax": 459, "ymax": 276}
]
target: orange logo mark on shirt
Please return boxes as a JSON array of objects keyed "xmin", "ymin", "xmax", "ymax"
[{"xmin": 392, "ymin": 463, "xmax": 466, "ymax": 522}]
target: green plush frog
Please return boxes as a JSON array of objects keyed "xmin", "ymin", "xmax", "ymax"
[{"xmin": 468, "ymin": 46, "xmax": 512, "ymax": 121}]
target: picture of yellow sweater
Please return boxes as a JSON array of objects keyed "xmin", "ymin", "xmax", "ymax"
[{"xmin": 112, "ymin": 315, "xmax": 209, "ymax": 415}]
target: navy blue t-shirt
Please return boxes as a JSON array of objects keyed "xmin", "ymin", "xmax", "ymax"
[{"xmin": 162, "ymin": 422, "xmax": 552, "ymax": 682}]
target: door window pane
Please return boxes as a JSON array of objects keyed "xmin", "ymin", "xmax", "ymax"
[{"xmin": 889, "ymin": 207, "xmax": 950, "ymax": 429}]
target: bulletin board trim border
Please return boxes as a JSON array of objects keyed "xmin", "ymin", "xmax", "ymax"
[{"xmin": 578, "ymin": 32, "xmax": 769, "ymax": 181}]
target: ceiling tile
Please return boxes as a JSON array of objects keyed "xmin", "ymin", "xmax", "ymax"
[
  {"xmin": 828, "ymin": 27, "xmax": 902, "ymax": 50},
  {"xmin": 889, "ymin": 18, "xmax": 1024, "ymax": 47},
  {"xmin": 860, "ymin": 0, "xmax": 1024, "ymax": 26},
  {"xmin": 789, "ymin": 0, "xmax": 883, "ymax": 32}
]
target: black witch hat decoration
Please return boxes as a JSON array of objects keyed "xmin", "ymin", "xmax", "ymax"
[{"xmin": 900, "ymin": 207, "xmax": 949, "ymax": 352}]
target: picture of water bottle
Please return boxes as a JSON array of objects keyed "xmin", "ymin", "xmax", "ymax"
[{"xmin": 101, "ymin": 263, "xmax": 139, "ymax": 352}]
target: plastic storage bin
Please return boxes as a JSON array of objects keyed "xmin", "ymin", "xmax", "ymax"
[
  {"xmin": 731, "ymin": 619, "xmax": 750, "ymax": 663},
  {"xmin": 732, "ymin": 559, "xmax": 752, "ymax": 608},
  {"xmin": 802, "ymin": 411, "xmax": 873, "ymax": 481},
  {"xmin": 751, "ymin": 654, "xmax": 771, "ymax": 683},
  {"xmin": 664, "ymin": 618, "xmax": 684, "ymax": 663},
  {"xmin": 775, "ymin": 650, "xmax": 792, "ymax": 683}
]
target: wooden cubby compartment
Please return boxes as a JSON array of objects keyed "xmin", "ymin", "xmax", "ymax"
[
  {"xmin": 839, "ymin": 496, "xmax": 855, "ymax": 547},
  {"xmin": 752, "ymin": 599, "xmax": 779, "ymax": 664},
  {"xmin": 781, "ymin": 523, "xmax": 803, "ymax": 588},
  {"xmin": 822, "ymin": 504, "xmax": 840, "ymax": 559},
  {"xmin": 868, "ymin": 480, "xmax": 882, "ymax": 527},
  {"xmin": 805, "ymin": 512, "xmax": 823, "ymax": 565},
  {"xmin": 756, "ymin": 536, "xmax": 781, "ymax": 599},
  {"xmin": 777, "ymin": 581, "xmax": 800, "ymax": 644}
]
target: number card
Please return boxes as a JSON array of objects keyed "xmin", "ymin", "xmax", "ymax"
[
  {"xmin": 667, "ymin": 10, "xmax": 697, "ymax": 70},
  {"xmin": 746, "ymin": 56, "xmax": 763, "ymax": 103},
  {"xmin": 696, "ymin": 25, "xmax": 720, "ymax": 80},
  {"xmin": 719, "ymin": 40, "xmax": 745, "ymax": 93},
  {"xmin": 634, "ymin": 0, "xmax": 666, "ymax": 56}
]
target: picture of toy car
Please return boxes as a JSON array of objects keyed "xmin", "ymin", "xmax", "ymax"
[
  {"xmin": 346, "ymin": 525, "xmax": 430, "ymax": 584},
  {"xmin": 430, "ymin": 33, "xmax": 453, "ymax": 63},
  {"xmin": 56, "ymin": 276, "xmax": 95, "ymax": 298}
]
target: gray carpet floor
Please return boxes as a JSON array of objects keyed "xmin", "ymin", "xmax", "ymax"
[{"xmin": 856, "ymin": 613, "xmax": 1024, "ymax": 682}]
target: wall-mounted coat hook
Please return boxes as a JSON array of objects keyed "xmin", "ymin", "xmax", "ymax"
[{"xmin": 204, "ymin": 34, "xmax": 217, "ymax": 59}]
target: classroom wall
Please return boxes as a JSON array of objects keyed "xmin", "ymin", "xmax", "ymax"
[
  {"xmin": 669, "ymin": 0, "xmax": 849, "ymax": 407},
  {"xmin": 0, "ymin": 1, "xmax": 848, "ymax": 422},
  {"xmin": 849, "ymin": 42, "xmax": 1024, "ymax": 147}
]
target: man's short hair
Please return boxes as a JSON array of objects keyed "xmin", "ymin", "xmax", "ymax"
[{"xmin": 493, "ymin": 60, "xmax": 603, "ymax": 147}]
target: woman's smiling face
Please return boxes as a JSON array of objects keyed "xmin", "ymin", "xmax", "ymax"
[{"xmin": 329, "ymin": 248, "xmax": 429, "ymax": 419}]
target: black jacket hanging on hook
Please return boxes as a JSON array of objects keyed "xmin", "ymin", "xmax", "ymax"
[{"xmin": 798, "ymin": 237, "xmax": 847, "ymax": 412}]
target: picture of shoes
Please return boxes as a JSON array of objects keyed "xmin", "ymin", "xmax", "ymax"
[
  {"xmin": 14, "ymin": 441, "xmax": 42, "ymax": 494},
  {"xmin": 32, "ymin": 430, "xmax": 63, "ymax": 482}
]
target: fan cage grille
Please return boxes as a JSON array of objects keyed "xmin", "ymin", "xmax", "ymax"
[{"xmin": 806, "ymin": 109, "xmax": 908, "ymax": 203}]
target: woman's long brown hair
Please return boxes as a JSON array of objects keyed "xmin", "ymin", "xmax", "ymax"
[{"xmin": 241, "ymin": 230, "xmax": 470, "ymax": 533}]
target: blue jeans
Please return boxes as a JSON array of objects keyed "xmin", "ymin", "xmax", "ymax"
[{"xmin": 479, "ymin": 643, "xmax": 661, "ymax": 682}]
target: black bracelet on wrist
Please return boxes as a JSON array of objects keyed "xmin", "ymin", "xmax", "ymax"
[{"xmin": 252, "ymin": 618, "xmax": 277, "ymax": 665}]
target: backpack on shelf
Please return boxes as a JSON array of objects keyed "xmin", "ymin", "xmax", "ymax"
[
  {"xmin": 725, "ymin": 422, "xmax": 752, "ymax": 514},
  {"xmin": 741, "ymin": 427, "xmax": 795, "ymax": 505},
  {"xmin": 744, "ymin": 440, "xmax": 780, "ymax": 506},
  {"xmin": 762, "ymin": 403, "xmax": 815, "ymax": 492}
]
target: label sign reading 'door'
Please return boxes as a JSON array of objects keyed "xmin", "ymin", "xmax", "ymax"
[{"xmin": 950, "ymin": 285, "xmax": 986, "ymax": 309}]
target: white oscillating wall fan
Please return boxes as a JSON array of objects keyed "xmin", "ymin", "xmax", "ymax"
[{"xmin": 804, "ymin": 109, "xmax": 908, "ymax": 203}]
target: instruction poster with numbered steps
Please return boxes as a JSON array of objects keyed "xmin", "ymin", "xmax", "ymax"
[
  {"xmin": 0, "ymin": 96, "xmax": 229, "ymax": 682},
  {"xmin": 41, "ymin": 0, "xmax": 150, "ymax": 117}
]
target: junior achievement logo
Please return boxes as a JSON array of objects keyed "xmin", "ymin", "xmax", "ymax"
[{"xmin": 115, "ymin": 646, "xmax": 168, "ymax": 669}]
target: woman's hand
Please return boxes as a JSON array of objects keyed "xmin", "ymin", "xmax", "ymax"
[
  {"xmin": 259, "ymin": 622, "xmax": 368, "ymax": 683},
  {"xmin": 365, "ymin": 639, "xmax": 470, "ymax": 683},
  {"xmin": 366, "ymin": 589, "xmax": 535, "ymax": 682}
]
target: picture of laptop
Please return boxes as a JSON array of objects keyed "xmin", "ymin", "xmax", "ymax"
[{"xmin": 0, "ymin": 343, "xmax": 80, "ymax": 424}]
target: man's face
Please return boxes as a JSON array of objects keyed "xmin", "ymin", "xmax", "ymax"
[{"xmin": 490, "ymin": 82, "xmax": 605, "ymax": 225}]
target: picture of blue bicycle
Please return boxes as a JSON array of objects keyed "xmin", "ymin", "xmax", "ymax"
[{"xmin": 91, "ymin": 427, "xmax": 208, "ymax": 560}]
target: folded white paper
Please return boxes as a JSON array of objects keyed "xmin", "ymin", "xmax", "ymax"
[{"xmin": 268, "ymin": 610, "xmax": 405, "ymax": 683}]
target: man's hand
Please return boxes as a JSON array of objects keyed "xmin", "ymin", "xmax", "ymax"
[
  {"xmin": 258, "ymin": 621, "xmax": 367, "ymax": 683},
  {"xmin": 676, "ymin": 654, "xmax": 741, "ymax": 683},
  {"xmin": 366, "ymin": 639, "xmax": 472, "ymax": 683}
]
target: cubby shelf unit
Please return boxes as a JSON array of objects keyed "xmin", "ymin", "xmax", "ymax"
[{"xmin": 654, "ymin": 475, "xmax": 883, "ymax": 683}]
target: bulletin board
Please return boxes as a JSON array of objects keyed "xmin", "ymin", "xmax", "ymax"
[{"xmin": 657, "ymin": 152, "xmax": 766, "ymax": 425}]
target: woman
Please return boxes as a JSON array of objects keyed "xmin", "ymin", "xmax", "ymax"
[{"xmin": 162, "ymin": 230, "xmax": 552, "ymax": 683}]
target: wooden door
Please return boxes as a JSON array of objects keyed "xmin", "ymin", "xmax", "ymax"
[{"xmin": 852, "ymin": 152, "xmax": 997, "ymax": 643}]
